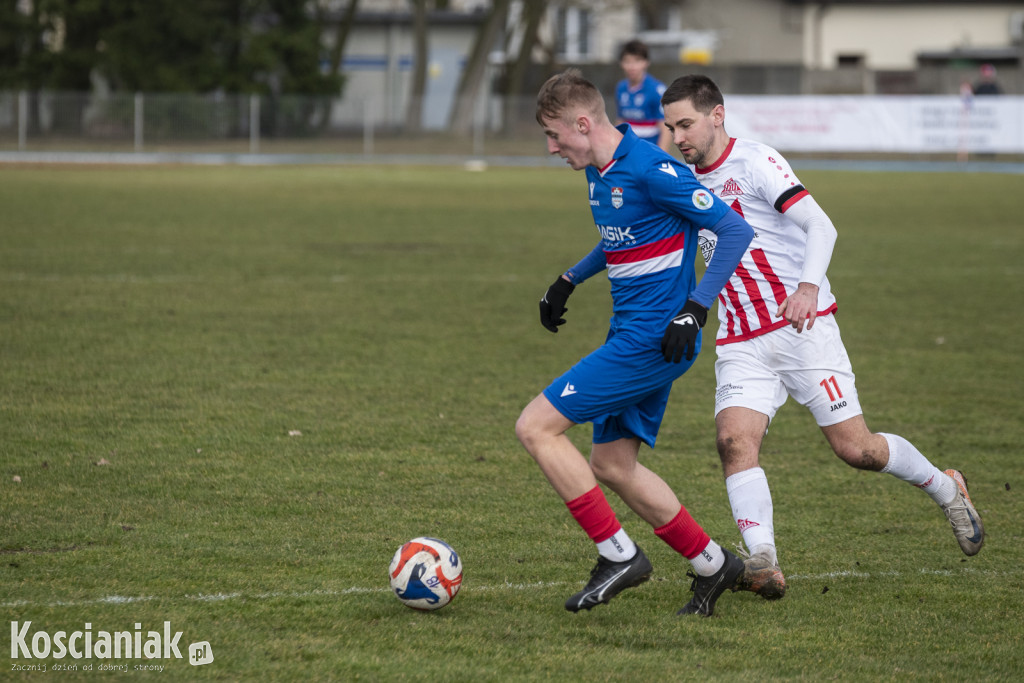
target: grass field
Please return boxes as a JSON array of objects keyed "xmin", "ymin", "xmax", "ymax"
[{"xmin": 1, "ymin": 163, "xmax": 1021, "ymax": 681}]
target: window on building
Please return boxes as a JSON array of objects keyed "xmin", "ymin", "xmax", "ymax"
[
  {"xmin": 554, "ymin": 5, "xmax": 592, "ymax": 61},
  {"xmin": 635, "ymin": 3, "xmax": 676, "ymax": 32}
]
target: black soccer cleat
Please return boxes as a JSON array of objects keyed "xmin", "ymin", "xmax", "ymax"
[
  {"xmin": 677, "ymin": 548, "xmax": 744, "ymax": 617},
  {"xmin": 565, "ymin": 548, "xmax": 653, "ymax": 612}
]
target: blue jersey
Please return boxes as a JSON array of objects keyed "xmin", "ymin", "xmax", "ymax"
[
  {"xmin": 565, "ymin": 126, "xmax": 753, "ymax": 336},
  {"xmin": 543, "ymin": 126, "xmax": 754, "ymax": 447},
  {"xmin": 616, "ymin": 75, "xmax": 667, "ymax": 143}
]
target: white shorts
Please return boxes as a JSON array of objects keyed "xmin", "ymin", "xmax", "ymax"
[{"xmin": 713, "ymin": 315, "xmax": 863, "ymax": 427}]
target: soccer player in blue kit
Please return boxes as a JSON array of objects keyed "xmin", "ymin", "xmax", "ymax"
[
  {"xmin": 615, "ymin": 39, "xmax": 672, "ymax": 151},
  {"xmin": 515, "ymin": 69, "xmax": 755, "ymax": 616}
]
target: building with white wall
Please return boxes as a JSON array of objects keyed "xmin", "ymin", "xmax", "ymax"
[
  {"xmin": 801, "ymin": 2, "xmax": 1024, "ymax": 69},
  {"xmin": 333, "ymin": 0, "xmax": 1023, "ymax": 131}
]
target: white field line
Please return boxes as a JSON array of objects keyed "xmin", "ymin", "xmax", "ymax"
[{"xmin": 0, "ymin": 566, "xmax": 1012, "ymax": 610}]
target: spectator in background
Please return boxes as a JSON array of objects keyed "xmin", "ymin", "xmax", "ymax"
[
  {"xmin": 972, "ymin": 63, "xmax": 1002, "ymax": 96},
  {"xmin": 615, "ymin": 40, "xmax": 673, "ymax": 151}
]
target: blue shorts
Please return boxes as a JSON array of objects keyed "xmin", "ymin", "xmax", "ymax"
[{"xmin": 543, "ymin": 324, "xmax": 700, "ymax": 449}]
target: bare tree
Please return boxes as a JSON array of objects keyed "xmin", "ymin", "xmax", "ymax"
[
  {"xmin": 405, "ymin": 0, "xmax": 429, "ymax": 132},
  {"xmin": 448, "ymin": 0, "xmax": 510, "ymax": 134},
  {"xmin": 500, "ymin": 0, "xmax": 546, "ymax": 134},
  {"xmin": 505, "ymin": 0, "xmax": 545, "ymax": 96},
  {"xmin": 320, "ymin": 0, "xmax": 361, "ymax": 94}
]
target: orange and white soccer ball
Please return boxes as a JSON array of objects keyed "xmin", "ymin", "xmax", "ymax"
[{"xmin": 388, "ymin": 537, "xmax": 463, "ymax": 611}]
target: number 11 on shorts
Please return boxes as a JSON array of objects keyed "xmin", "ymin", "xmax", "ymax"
[{"xmin": 820, "ymin": 375, "xmax": 844, "ymax": 402}]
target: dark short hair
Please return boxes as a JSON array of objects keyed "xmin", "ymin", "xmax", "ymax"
[
  {"xmin": 619, "ymin": 39, "xmax": 649, "ymax": 62},
  {"xmin": 661, "ymin": 74, "xmax": 724, "ymax": 113},
  {"xmin": 536, "ymin": 68, "xmax": 606, "ymax": 125}
]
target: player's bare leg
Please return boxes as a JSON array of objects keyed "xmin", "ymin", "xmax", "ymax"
[
  {"xmin": 589, "ymin": 437, "xmax": 683, "ymax": 528},
  {"xmin": 820, "ymin": 415, "xmax": 888, "ymax": 470},
  {"xmin": 589, "ymin": 435, "xmax": 743, "ymax": 617},
  {"xmin": 516, "ymin": 393, "xmax": 597, "ymax": 501},
  {"xmin": 821, "ymin": 415, "xmax": 984, "ymax": 555},
  {"xmin": 516, "ymin": 395, "xmax": 652, "ymax": 611},
  {"xmin": 716, "ymin": 407, "xmax": 786, "ymax": 599},
  {"xmin": 717, "ymin": 407, "xmax": 769, "ymax": 477}
]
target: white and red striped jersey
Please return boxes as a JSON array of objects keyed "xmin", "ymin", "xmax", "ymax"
[{"xmin": 694, "ymin": 138, "xmax": 837, "ymax": 345}]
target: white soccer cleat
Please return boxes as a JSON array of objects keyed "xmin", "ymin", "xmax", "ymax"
[{"xmin": 941, "ymin": 469, "xmax": 984, "ymax": 556}]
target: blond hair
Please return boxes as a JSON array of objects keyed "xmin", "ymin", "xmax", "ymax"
[{"xmin": 535, "ymin": 68, "xmax": 607, "ymax": 125}]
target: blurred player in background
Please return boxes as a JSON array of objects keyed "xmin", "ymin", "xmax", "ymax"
[
  {"xmin": 659, "ymin": 74, "xmax": 985, "ymax": 600},
  {"xmin": 516, "ymin": 69, "xmax": 754, "ymax": 617},
  {"xmin": 972, "ymin": 63, "xmax": 1003, "ymax": 96},
  {"xmin": 615, "ymin": 40, "xmax": 673, "ymax": 152}
]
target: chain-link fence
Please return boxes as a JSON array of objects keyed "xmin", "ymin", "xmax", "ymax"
[
  {"xmin": 0, "ymin": 90, "xmax": 551, "ymax": 160},
  {"xmin": 3, "ymin": 90, "xmax": 1022, "ymax": 162}
]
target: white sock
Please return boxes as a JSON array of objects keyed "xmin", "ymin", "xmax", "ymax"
[
  {"xmin": 596, "ymin": 529, "xmax": 637, "ymax": 562},
  {"xmin": 689, "ymin": 539, "xmax": 726, "ymax": 577},
  {"xmin": 879, "ymin": 433, "xmax": 957, "ymax": 505},
  {"xmin": 725, "ymin": 467, "xmax": 777, "ymax": 563}
]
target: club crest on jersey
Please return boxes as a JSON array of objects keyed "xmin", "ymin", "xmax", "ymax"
[
  {"xmin": 611, "ymin": 187, "xmax": 623, "ymax": 209},
  {"xmin": 721, "ymin": 178, "xmax": 743, "ymax": 197}
]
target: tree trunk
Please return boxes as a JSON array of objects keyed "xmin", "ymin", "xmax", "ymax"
[
  {"xmin": 501, "ymin": 0, "xmax": 545, "ymax": 135},
  {"xmin": 326, "ymin": 0, "xmax": 360, "ymax": 93},
  {"xmin": 448, "ymin": 0, "xmax": 510, "ymax": 134},
  {"xmin": 405, "ymin": 0, "xmax": 429, "ymax": 133}
]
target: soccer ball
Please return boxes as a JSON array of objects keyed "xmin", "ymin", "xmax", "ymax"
[{"xmin": 388, "ymin": 537, "xmax": 463, "ymax": 611}]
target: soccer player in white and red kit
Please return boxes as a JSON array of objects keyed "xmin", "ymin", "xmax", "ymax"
[{"xmin": 659, "ymin": 75, "xmax": 985, "ymax": 599}]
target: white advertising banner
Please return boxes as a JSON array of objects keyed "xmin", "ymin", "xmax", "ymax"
[{"xmin": 725, "ymin": 96, "xmax": 1024, "ymax": 154}]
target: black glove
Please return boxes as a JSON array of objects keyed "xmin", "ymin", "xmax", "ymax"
[
  {"xmin": 539, "ymin": 276, "xmax": 575, "ymax": 333},
  {"xmin": 661, "ymin": 299, "xmax": 708, "ymax": 362}
]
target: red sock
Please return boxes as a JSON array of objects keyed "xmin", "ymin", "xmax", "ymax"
[
  {"xmin": 566, "ymin": 486, "xmax": 621, "ymax": 543},
  {"xmin": 654, "ymin": 506, "xmax": 710, "ymax": 560}
]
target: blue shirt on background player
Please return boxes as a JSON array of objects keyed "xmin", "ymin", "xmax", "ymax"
[
  {"xmin": 615, "ymin": 39, "xmax": 671, "ymax": 151},
  {"xmin": 616, "ymin": 74, "xmax": 667, "ymax": 147},
  {"xmin": 516, "ymin": 69, "xmax": 755, "ymax": 619}
]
